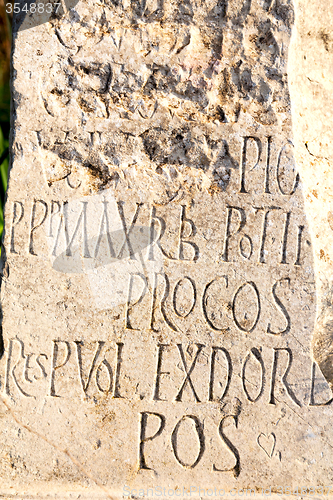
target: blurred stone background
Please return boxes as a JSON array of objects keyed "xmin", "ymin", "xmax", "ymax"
[{"xmin": 0, "ymin": 0, "xmax": 11, "ymax": 238}]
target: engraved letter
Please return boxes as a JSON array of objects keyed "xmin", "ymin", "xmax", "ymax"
[
  {"xmin": 175, "ymin": 344, "xmax": 204, "ymax": 402},
  {"xmin": 36, "ymin": 353, "xmax": 48, "ymax": 379},
  {"xmin": 148, "ymin": 206, "xmax": 176, "ymax": 261},
  {"xmin": 49, "ymin": 201, "xmax": 60, "ymax": 237},
  {"xmin": 52, "ymin": 201, "xmax": 91, "ymax": 258},
  {"xmin": 256, "ymin": 206, "xmax": 280, "ymax": 264},
  {"xmin": 239, "ymin": 234, "xmax": 253, "ymax": 260},
  {"xmin": 294, "ymin": 225, "xmax": 305, "ymax": 266},
  {"xmin": 94, "ymin": 199, "xmax": 116, "ymax": 259},
  {"xmin": 173, "ymin": 277, "xmax": 196, "ymax": 318},
  {"xmin": 5, "ymin": 339, "xmax": 33, "ymax": 397},
  {"xmin": 139, "ymin": 412, "xmax": 166, "ymax": 470},
  {"xmin": 10, "ymin": 201, "xmax": 24, "ymax": 254},
  {"xmin": 49, "ymin": 340, "xmax": 71, "ymax": 397},
  {"xmin": 171, "ymin": 415, "xmax": 205, "ymax": 469},
  {"xmin": 242, "ymin": 348, "xmax": 265, "ymax": 403},
  {"xmin": 214, "ymin": 414, "xmax": 240, "ymax": 478},
  {"xmin": 267, "ymin": 278, "xmax": 291, "ymax": 335},
  {"xmin": 209, "ymin": 347, "xmax": 232, "ymax": 401},
  {"xmin": 75, "ymin": 340, "xmax": 105, "ymax": 395},
  {"xmin": 113, "ymin": 342, "xmax": 124, "ymax": 399},
  {"xmin": 29, "ymin": 199, "xmax": 48, "ymax": 255},
  {"xmin": 202, "ymin": 276, "xmax": 229, "ymax": 331},
  {"xmin": 232, "ymin": 282, "xmax": 261, "ymax": 333},
  {"xmin": 178, "ymin": 206, "xmax": 199, "ymax": 261},
  {"xmin": 126, "ymin": 273, "xmax": 148, "ymax": 330},
  {"xmin": 117, "ymin": 202, "xmax": 143, "ymax": 259},
  {"xmin": 150, "ymin": 272, "xmax": 178, "ymax": 332},
  {"xmin": 222, "ymin": 206, "xmax": 246, "ymax": 262},
  {"xmin": 276, "ymin": 142, "xmax": 299, "ymax": 195},
  {"xmin": 240, "ymin": 136, "xmax": 262, "ymax": 194},
  {"xmin": 269, "ymin": 348, "xmax": 301, "ymax": 406},
  {"xmin": 153, "ymin": 344, "xmax": 170, "ymax": 401},
  {"xmin": 281, "ymin": 211, "xmax": 291, "ymax": 264},
  {"xmin": 264, "ymin": 136, "xmax": 273, "ymax": 194},
  {"xmin": 95, "ymin": 359, "xmax": 113, "ymax": 393}
]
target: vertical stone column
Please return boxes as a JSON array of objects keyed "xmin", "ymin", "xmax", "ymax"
[{"xmin": 289, "ymin": 1, "xmax": 333, "ymax": 385}]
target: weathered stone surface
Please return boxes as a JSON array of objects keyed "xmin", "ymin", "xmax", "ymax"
[
  {"xmin": 0, "ymin": 0, "xmax": 333, "ymax": 497},
  {"xmin": 289, "ymin": 1, "xmax": 333, "ymax": 389}
]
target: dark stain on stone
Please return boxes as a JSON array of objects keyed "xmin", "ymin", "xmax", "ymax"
[{"xmin": 320, "ymin": 31, "xmax": 331, "ymax": 52}]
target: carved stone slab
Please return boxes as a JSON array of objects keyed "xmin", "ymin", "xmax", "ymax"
[{"xmin": 1, "ymin": 0, "xmax": 333, "ymax": 497}]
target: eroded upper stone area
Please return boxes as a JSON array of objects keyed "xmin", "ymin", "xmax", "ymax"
[{"xmin": 31, "ymin": 0, "xmax": 295, "ymax": 194}]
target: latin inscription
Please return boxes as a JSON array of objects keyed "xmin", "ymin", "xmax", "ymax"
[
  {"xmin": 3, "ymin": 339, "xmax": 330, "ymax": 406},
  {"xmin": 9, "ymin": 199, "xmax": 310, "ymax": 266},
  {"xmin": 2, "ymin": 339, "xmax": 331, "ymax": 476},
  {"xmin": 6, "ymin": 191, "xmax": 314, "ymax": 334},
  {"xmin": 4, "ymin": 0, "xmax": 329, "ymax": 487}
]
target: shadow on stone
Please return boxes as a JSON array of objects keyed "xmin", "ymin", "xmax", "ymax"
[{"xmin": 52, "ymin": 225, "xmax": 157, "ymax": 274}]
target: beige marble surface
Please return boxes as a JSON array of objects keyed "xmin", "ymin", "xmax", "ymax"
[{"xmin": 0, "ymin": 0, "xmax": 333, "ymax": 497}]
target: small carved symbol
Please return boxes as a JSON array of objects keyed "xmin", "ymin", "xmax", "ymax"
[
  {"xmin": 66, "ymin": 172, "xmax": 82, "ymax": 189},
  {"xmin": 137, "ymin": 100, "xmax": 158, "ymax": 119},
  {"xmin": 257, "ymin": 433, "xmax": 276, "ymax": 458}
]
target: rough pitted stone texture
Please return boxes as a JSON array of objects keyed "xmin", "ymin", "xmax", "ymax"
[{"xmin": 0, "ymin": 0, "xmax": 333, "ymax": 498}]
